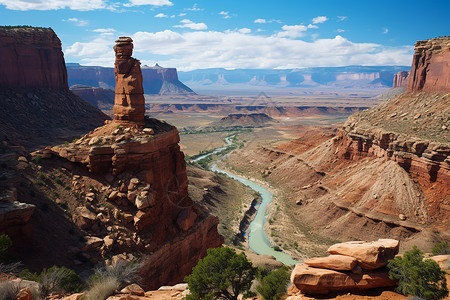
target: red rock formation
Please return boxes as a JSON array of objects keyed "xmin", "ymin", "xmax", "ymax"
[
  {"xmin": 290, "ymin": 239, "xmax": 399, "ymax": 295},
  {"xmin": 290, "ymin": 263, "xmax": 396, "ymax": 295},
  {"xmin": 0, "ymin": 26, "xmax": 67, "ymax": 89},
  {"xmin": 407, "ymin": 37, "xmax": 450, "ymax": 92},
  {"xmin": 113, "ymin": 37, "xmax": 146, "ymax": 123},
  {"xmin": 70, "ymin": 85, "xmax": 115, "ymax": 110},
  {"xmin": 392, "ymin": 71, "xmax": 409, "ymax": 88}
]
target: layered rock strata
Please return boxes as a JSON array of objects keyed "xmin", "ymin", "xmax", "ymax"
[
  {"xmin": 46, "ymin": 37, "xmax": 223, "ymax": 289},
  {"xmin": 113, "ymin": 37, "xmax": 146, "ymax": 123},
  {"xmin": 392, "ymin": 71, "xmax": 409, "ymax": 88},
  {"xmin": 407, "ymin": 37, "xmax": 450, "ymax": 92},
  {"xmin": 290, "ymin": 239, "xmax": 398, "ymax": 295},
  {"xmin": 0, "ymin": 26, "xmax": 67, "ymax": 89}
]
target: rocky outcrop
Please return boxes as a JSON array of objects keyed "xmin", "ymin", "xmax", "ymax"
[
  {"xmin": 392, "ymin": 71, "xmax": 409, "ymax": 88},
  {"xmin": 0, "ymin": 26, "xmax": 67, "ymax": 89},
  {"xmin": 291, "ymin": 239, "xmax": 399, "ymax": 295},
  {"xmin": 47, "ymin": 38, "xmax": 223, "ymax": 289},
  {"xmin": 407, "ymin": 37, "xmax": 450, "ymax": 92},
  {"xmin": 113, "ymin": 37, "xmax": 146, "ymax": 123},
  {"xmin": 216, "ymin": 113, "xmax": 274, "ymax": 128},
  {"xmin": 66, "ymin": 63, "xmax": 195, "ymax": 95},
  {"xmin": 0, "ymin": 26, "xmax": 107, "ymax": 150},
  {"xmin": 290, "ymin": 264, "xmax": 396, "ymax": 295},
  {"xmin": 327, "ymin": 239, "xmax": 399, "ymax": 270},
  {"xmin": 70, "ymin": 85, "xmax": 115, "ymax": 111}
]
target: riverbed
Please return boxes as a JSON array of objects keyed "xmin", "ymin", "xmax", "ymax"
[{"xmin": 194, "ymin": 136, "xmax": 298, "ymax": 266}]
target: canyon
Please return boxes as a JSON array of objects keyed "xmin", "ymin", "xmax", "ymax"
[{"xmin": 66, "ymin": 63, "xmax": 195, "ymax": 95}]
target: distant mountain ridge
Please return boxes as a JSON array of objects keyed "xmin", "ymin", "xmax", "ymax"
[
  {"xmin": 66, "ymin": 63, "xmax": 195, "ymax": 95},
  {"xmin": 178, "ymin": 66, "xmax": 410, "ymax": 90}
]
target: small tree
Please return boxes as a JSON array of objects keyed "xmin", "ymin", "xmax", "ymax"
[
  {"xmin": 388, "ymin": 246, "xmax": 448, "ymax": 300},
  {"xmin": 185, "ymin": 247, "xmax": 256, "ymax": 300},
  {"xmin": 432, "ymin": 241, "xmax": 450, "ymax": 255},
  {"xmin": 256, "ymin": 266, "xmax": 290, "ymax": 300}
]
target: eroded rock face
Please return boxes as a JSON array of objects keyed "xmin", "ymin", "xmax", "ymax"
[
  {"xmin": 113, "ymin": 37, "xmax": 146, "ymax": 123},
  {"xmin": 290, "ymin": 263, "xmax": 396, "ymax": 295},
  {"xmin": 327, "ymin": 239, "xmax": 399, "ymax": 270},
  {"xmin": 392, "ymin": 71, "xmax": 409, "ymax": 88},
  {"xmin": 0, "ymin": 27, "xmax": 67, "ymax": 89},
  {"xmin": 407, "ymin": 37, "xmax": 450, "ymax": 92}
]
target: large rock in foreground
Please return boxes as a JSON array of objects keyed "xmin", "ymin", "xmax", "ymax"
[
  {"xmin": 305, "ymin": 254, "xmax": 357, "ymax": 271},
  {"xmin": 290, "ymin": 263, "xmax": 396, "ymax": 295},
  {"xmin": 327, "ymin": 239, "xmax": 399, "ymax": 270}
]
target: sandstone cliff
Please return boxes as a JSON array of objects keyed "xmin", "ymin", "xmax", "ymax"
[
  {"xmin": 407, "ymin": 37, "xmax": 450, "ymax": 92},
  {"xmin": 25, "ymin": 37, "xmax": 224, "ymax": 289},
  {"xmin": 70, "ymin": 85, "xmax": 115, "ymax": 111},
  {"xmin": 0, "ymin": 26, "xmax": 67, "ymax": 89},
  {"xmin": 67, "ymin": 63, "xmax": 196, "ymax": 95},
  {"xmin": 0, "ymin": 26, "xmax": 107, "ymax": 149},
  {"xmin": 392, "ymin": 71, "xmax": 409, "ymax": 88}
]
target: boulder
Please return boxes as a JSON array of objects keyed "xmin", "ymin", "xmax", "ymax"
[
  {"xmin": 305, "ymin": 254, "xmax": 357, "ymax": 271},
  {"xmin": 430, "ymin": 254, "xmax": 450, "ymax": 270},
  {"xmin": 290, "ymin": 263, "xmax": 396, "ymax": 295},
  {"xmin": 16, "ymin": 288, "xmax": 32, "ymax": 300},
  {"xmin": 120, "ymin": 283, "xmax": 145, "ymax": 296},
  {"xmin": 176, "ymin": 208, "xmax": 197, "ymax": 231},
  {"xmin": 327, "ymin": 239, "xmax": 399, "ymax": 270}
]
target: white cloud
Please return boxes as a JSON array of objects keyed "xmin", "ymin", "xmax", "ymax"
[
  {"xmin": 178, "ymin": 13, "xmax": 186, "ymax": 16},
  {"xmin": 124, "ymin": 0, "xmax": 172, "ymax": 7},
  {"xmin": 129, "ymin": 31, "xmax": 413, "ymax": 71},
  {"xmin": 154, "ymin": 13, "xmax": 168, "ymax": 18},
  {"xmin": 277, "ymin": 25, "xmax": 308, "ymax": 38},
  {"xmin": 238, "ymin": 28, "xmax": 251, "ymax": 34},
  {"xmin": 338, "ymin": 16, "xmax": 348, "ymax": 21},
  {"xmin": 312, "ymin": 16, "xmax": 328, "ymax": 24},
  {"xmin": 219, "ymin": 11, "xmax": 231, "ymax": 19},
  {"xmin": 383, "ymin": 28, "xmax": 389, "ymax": 34},
  {"xmin": 0, "ymin": 0, "xmax": 106, "ymax": 10},
  {"xmin": 64, "ymin": 18, "xmax": 88, "ymax": 26},
  {"xmin": 174, "ymin": 19, "xmax": 207, "ymax": 30},
  {"xmin": 254, "ymin": 19, "xmax": 266, "ymax": 24},
  {"xmin": 91, "ymin": 28, "xmax": 116, "ymax": 36},
  {"xmin": 337, "ymin": 29, "xmax": 345, "ymax": 33},
  {"xmin": 66, "ymin": 29, "xmax": 413, "ymax": 70},
  {"xmin": 185, "ymin": 3, "xmax": 203, "ymax": 11}
]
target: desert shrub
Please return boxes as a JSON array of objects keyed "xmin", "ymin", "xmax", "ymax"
[
  {"xmin": 388, "ymin": 246, "xmax": 448, "ymax": 300},
  {"xmin": 20, "ymin": 265, "xmax": 82, "ymax": 296},
  {"xmin": 256, "ymin": 266, "xmax": 290, "ymax": 300},
  {"xmin": 185, "ymin": 247, "xmax": 256, "ymax": 300},
  {"xmin": 54, "ymin": 176, "xmax": 62, "ymax": 185},
  {"xmin": 0, "ymin": 234, "xmax": 12, "ymax": 262},
  {"xmin": 0, "ymin": 262, "xmax": 22, "ymax": 275},
  {"xmin": 432, "ymin": 241, "xmax": 450, "ymax": 255},
  {"xmin": 89, "ymin": 259, "xmax": 142, "ymax": 290},
  {"xmin": 81, "ymin": 276, "xmax": 119, "ymax": 300},
  {"xmin": 32, "ymin": 155, "xmax": 42, "ymax": 164}
]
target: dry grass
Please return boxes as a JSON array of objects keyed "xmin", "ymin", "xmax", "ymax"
[{"xmin": 81, "ymin": 277, "xmax": 119, "ymax": 300}]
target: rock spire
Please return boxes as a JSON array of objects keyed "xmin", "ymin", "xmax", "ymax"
[{"xmin": 113, "ymin": 37, "xmax": 146, "ymax": 123}]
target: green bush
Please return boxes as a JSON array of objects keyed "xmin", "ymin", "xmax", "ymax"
[
  {"xmin": 388, "ymin": 246, "xmax": 448, "ymax": 300},
  {"xmin": 20, "ymin": 265, "xmax": 82, "ymax": 294},
  {"xmin": 185, "ymin": 247, "xmax": 256, "ymax": 300},
  {"xmin": 32, "ymin": 155, "xmax": 42, "ymax": 164},
  {"xmin": 0, "ymin": 234, "xmax": 12, "ymax": 262},
  {"xmin": 256, "ymin": 266, "xmax": 290, "ymax": 300},
  {"xmin": 432, "ymin": 241, "xmax": 450, "ymax": 255}
]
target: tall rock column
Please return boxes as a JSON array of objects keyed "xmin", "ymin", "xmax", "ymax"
[{"xmin": 113, "ymin": 37, "xmax": 146, "ymax": 124}]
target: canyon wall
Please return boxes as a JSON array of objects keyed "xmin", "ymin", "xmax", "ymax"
[
  {"xmin": 67, "ymin": 64, "xmax": 195, "ymax": 95},
  {"xmin": 0, "ymin": 26, "xmax": 107, "ymax": 150},
  {"xmin": 407, "ymin": 37, "xmax": 450, "ymax": 92},
  {"xmin": 392, "ymin": 71, "xmax": 409, "ymax": 88},
  {"xmin": 0, "ymin": 26, "xmax": 67, "ymax": 89}
]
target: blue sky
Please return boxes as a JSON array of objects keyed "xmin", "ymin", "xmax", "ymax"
[{"xmin": 1, "ymin": 0, "xmax": 449, "ymax": 70}]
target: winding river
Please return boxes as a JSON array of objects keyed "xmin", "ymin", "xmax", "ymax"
[{"xmin": 193, "ymin": 136, "xmax": 298, "ymax": 266}]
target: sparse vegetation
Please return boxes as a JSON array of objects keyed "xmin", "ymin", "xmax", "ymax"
[
  {"xmin": 81, "ymin": 276, "xmax": 119, "ymax": 300},
  {"xmin": 432, "ymin": 241, "xmax": 450, "ymax": 255},
  {"xmin": 32, "ymin": 155, "xmax": 42, "ymax": 164},
  {"xmin": 388, "ymin": 246, "xmax": 448, "ymax": 300},
  {"xmin": 20, "ymin": 265, "xmax": 82, "ymax": 295},
  {"xmin": 256, "ymin": 266, "xmax": 290, "ymax": 300},
  {"xmin": 185, "ymin": 247, "xmax": 256, "ymax": 300}
]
